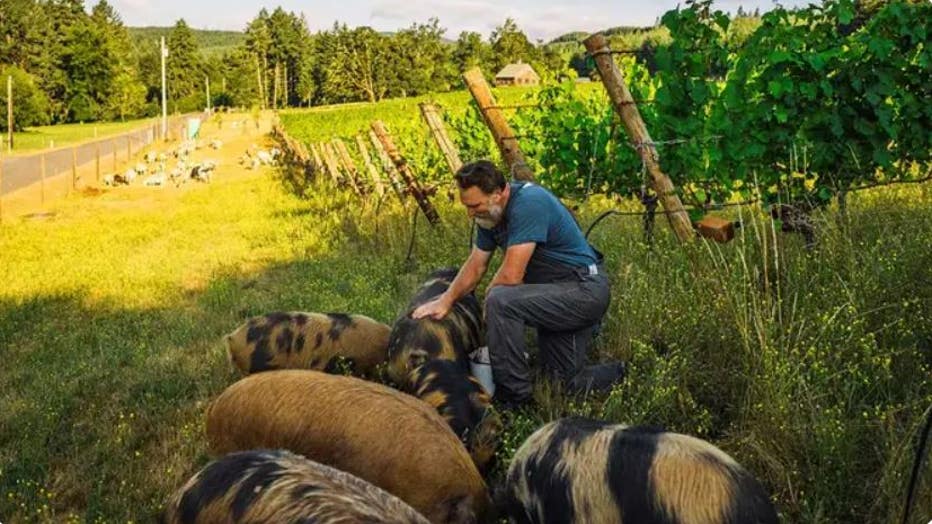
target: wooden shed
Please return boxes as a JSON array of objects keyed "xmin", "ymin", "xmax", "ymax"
[{"xmin": 494, "ymin": 63, "xmax": 540, "ymax": 87}]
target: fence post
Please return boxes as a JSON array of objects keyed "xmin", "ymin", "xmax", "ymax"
[
  {"xmin": 309, "ymin": 143, "xmax": 323, "ymax": 172},
  {"xmin": 462, "ymin": 67, "xmax": 535, "ymax": 182},
  {"xmin": 319, "ymin": 142, "xmax": 343, "ymax": 186},
  {"xmin": 355, "ymin": 135, "xmax": 386, "ymax": 199},
  {"xmin": 332, "ymin": 138, "xmax": 362, "ymax": 195},
  {"xmin": 419, "ymin": 102, "xmax": 463, "ymax": 175},
  {"xmin": 368, "ymin": 129, "xmax": 407, "ymax": 205},
  {"xmin": 40, "ymin": 153, "xmax": 46, "ymax": 205},
  {"xmin": 96, "ymin": 142, "xmax": 101, "ymax": 183},
  {"xmin": 371, "ymin": 120, "xmax": 440, "ymax": 225},
  {"xmin": 583, "ymin": 34, "xmax": 694, "ymax": 243},
  {"xmin": 72, "ymin": 147, "xmax": 77, "ymax": 192},
  {"xmin": 127, "ymin": 135, "xmax": 132, "ymax": 160},
  {"xmin": 112, "ymin": 139, "xmax": 117, "ymax": 172}
]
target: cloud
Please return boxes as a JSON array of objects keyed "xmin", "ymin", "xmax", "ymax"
[{"xmin": 369, "ymin": 0, "xmax": 617, "ymax": 41}]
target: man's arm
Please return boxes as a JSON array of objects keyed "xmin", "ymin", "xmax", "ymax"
[
  {"xmin": 488, "ymin": 242, "xmax": 535, "ymax": 288},
  {"xmin": 412, "ymin": 247, "xmax": 493, "ymax": 320}
]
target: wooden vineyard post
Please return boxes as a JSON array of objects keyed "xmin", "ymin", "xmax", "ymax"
[
  {"xmin": 355, "ymin": 135, "xmax": 386, "ymax": 199},
  {"xmin": 309, "ymin": 143, "xmax": 324, "ymax": 172},
  {"xmin": 371, "ymin": 121, "xmax": 440, "ymax": 225},
  {"xmin": 368, "ymin": 130, "xmax": 407, "ymax": 205},
  {"xmin": 419, "ymin": 102, "xmax": 462, "ymax": 175},
  {"xmin": 319, "ymin": 142, "xmax": 343, "ymax": 186},
  {"xmin": 462, "ymin": 67, "xmax": 535, "ymax": 182},
  {"xmin": 332, "ymin": 138, "xmax": 362, "ymax": 195},
  {"xmin": 583, "ymin": 34, "xmax": 694, "ymax": 243}
]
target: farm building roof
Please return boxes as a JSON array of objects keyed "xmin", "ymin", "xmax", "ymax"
[{"xmin": 495, "ymin": 63, "xmax": 540, "ymax": 80}]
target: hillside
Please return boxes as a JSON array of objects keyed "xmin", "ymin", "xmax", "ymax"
[{"xmin": 128, "ymin": 26, "xmax": 246, "ymax": 57}]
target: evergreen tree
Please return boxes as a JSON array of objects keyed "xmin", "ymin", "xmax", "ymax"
[{"xmin": 166, "ymin": 19, "xmax": 204, "ymax": 112}]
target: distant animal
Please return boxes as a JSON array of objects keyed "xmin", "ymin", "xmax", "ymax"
[
  {"xmin": 206, "ymin": 370, "xmax": 491, "ymax": 523},
  {"xmin": 406, "ymin": 359, "xmax": 502, "ymax": 476},
  {"xmin": 161, "ymin": 449, "xmax": 430, "ymax": 524},
  {"xmin": 144, "ymin": 173, "xmax": 165, "ymax": 186},
  {"xmin": 502, "ymin": 417, "xmax": 779, "ymax": 524},
  {"xmin": 224, "ymin": 312, "xmax": 392, "ymax": 377},
  {"xmin": 121, "ymin": 167, "xmax": 138, "ymax": 184},
  {"xmin": 386, "ymin": 267, "xmax": 483, "ymax": 385}
]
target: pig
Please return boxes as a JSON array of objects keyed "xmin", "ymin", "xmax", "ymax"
[
  {"xmin": 161, "ymin": 449, "xmax": 430, "ymax": 524},
  {"xmin": 224, "ymin": 312, "xmax": 391, "ymax": 377},
  {"xmin": 386, "ymin": 268, "xmax": 483, "ymax": 385},
  {"xmin": 503, "ymin": 417, "xmax": 778, "ymax": 524},
  {"xmin": 206, "ymin": 369, "xmax": 492, "ymax": 524}
]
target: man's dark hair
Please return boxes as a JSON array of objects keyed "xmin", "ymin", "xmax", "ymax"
[{"xmin": 455, "ymin": 160, "xmax": 506, "ymax": 194}]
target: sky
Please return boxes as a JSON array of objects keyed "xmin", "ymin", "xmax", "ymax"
[{"xmin": 106, "ymin": 0, "xmax": 814, "ymax": 42}]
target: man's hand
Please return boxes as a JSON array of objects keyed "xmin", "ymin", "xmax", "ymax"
[{"xmin": 412, "ymin": 295, "xmax": 453, "ymax": 320}]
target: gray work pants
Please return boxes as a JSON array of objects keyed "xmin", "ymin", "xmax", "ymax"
[{"xmin": 485, "ymin": 271, "xmax": 611, "ymax": 404}]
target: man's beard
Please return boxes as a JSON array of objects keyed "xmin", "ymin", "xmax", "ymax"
[{"xmin": 475, "ymin": 203, "xmax": 503, "ymax": 229}]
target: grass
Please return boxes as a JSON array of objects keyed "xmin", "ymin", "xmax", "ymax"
[
  {"xmin": 2, "ymin": 118, "xmax": 158, "ymax": 155},
  {"xmin": 0, "ymin": 118, "xmax": 930, "ymax": 522}
]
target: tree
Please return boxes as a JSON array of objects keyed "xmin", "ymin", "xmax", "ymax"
[
  {"xmin": 60, "ymin": 19, "xmax": 112, "ymax": 121},
  {"xmin": 166, "ymin": 19, "xmax": 204, "ymax": 112},
  {"xmin": 90, "ymin": 0, "xmax": 147, "ymax": 120},
  {"xmin": 321, "ymin": 24, "xmax": 390, "ymax": 103},
  {"xmin": 387, "ymin": 18, "xmax": 454, "ymax": 97},
  {"xmin": 489, "ymin": 18, "xmax": 540, "ymax": 73},
  {"xmin": 0, "ymin": 65, "xmax": 51, "ymax": 130},
  {"xmin": 245, "ymin": 9, "xmax": 272, "ymax": 108},
  {"xmin": 453, "ymin": 31, "xmax": 490, "ymax": 76}
]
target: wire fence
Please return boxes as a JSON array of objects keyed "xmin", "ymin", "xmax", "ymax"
[{"xmin": 0, "ymin": 112, "xmax": 205, "ymax": 198}]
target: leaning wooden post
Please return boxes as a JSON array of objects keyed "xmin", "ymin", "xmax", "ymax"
[
  {"xmin": 368, "ymin": 129, "xmax": 407, "ymax": 205},
  {"xmin": 462, "ymin": 68, "xmax": 535, "ymax": 182},
  {"xmin": 332, "ymin": 138, "xmax": 362, "ymax": 195},
  {"xmin": 371, "ymin": 121, "xmax": 440, "ymax": 225},
  {"xmin": 584, "ymin": 33, "xmax": 693, "ymax": 242},
  {"xmin": 309, "ymin": 143, "xmax": 322, "ymax": 167},
  {"xmin": 355, "ymin": 135, "xmax": 386, "ymax": 199},
  {"xmin": 320, "ymin": 142, "xmax": 343, "ymax": 186},
  {"xmin": 419, "ymin": 102, "xmax": 463, "ymax": 175}
]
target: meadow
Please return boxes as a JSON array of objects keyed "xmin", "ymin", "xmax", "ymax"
[{"xmin": 0, "ymin": 93, "xmax": 929, "ymax": 523}]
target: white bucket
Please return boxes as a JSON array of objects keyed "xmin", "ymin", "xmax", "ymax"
[{"xmin": 469, "ymin": 346, "xmax": 495, "ymax": 397}]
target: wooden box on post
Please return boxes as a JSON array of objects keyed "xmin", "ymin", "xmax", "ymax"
[{"xmin": 695, "ymin": 215, "xmax": 735, "ymax": 243}]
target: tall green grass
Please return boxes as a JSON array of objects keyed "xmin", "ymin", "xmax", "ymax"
[{"xmin": 0, "ymin": 159, "xmax": 929, "ymax": 522}]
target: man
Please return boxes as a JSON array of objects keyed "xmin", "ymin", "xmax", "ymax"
[{"xmin": 412, "ymin": 160, "xmax": 625, "ymax": 408}]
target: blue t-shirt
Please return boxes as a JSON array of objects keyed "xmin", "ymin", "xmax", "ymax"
[{"xmin": 476, "ymin": 182, "xmax": 598, "ymax": 269}]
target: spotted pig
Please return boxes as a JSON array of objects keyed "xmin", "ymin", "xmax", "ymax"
[{"xmin": 224, "ymin": 311, "xmax": 391, "ymax": 376}]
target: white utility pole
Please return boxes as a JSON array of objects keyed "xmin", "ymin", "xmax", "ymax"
[{"xmin": 160, "ymin": 37, "xmax": 168, "ymax": 140}]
